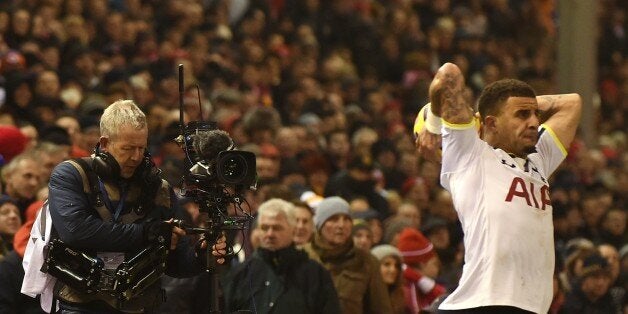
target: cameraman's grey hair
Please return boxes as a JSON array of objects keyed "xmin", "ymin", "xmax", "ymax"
[
  {"xmin": 257, "ymin": 198, "xmax": 297, "ymax": 227},
  {"xmin": 100, "ymin": 100, "xmax": 147, "ymax": 139}
]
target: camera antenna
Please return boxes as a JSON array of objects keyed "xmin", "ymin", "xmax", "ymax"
[
  {"xmin": 178, "ymin": 64, "xmax": 185, "ymax": 134},
  {"xmin": 178, "ymin": 64, "xmax": 196, "ymax": 165},
  {"xmin": 196, "ymin": 83, "xmax": 204, "ymax": 121}
]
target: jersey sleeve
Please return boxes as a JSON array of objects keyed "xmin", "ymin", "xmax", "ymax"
[
  {"xmin": 533, "ymin": 124, "xmax": 568, "ymax": 177},
  {"xmin": 440, "ymin": 119, "xmax": 483, "ymax": 191}
]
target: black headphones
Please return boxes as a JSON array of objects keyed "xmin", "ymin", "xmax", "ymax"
[{"xmin": 92, "ymin": 143, "xmax": 161, "ymax": 185}]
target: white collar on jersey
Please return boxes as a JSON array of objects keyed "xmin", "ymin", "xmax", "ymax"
[{"xmin": 508, "ymin": 153, "xmax": 528, "ymax": 170}]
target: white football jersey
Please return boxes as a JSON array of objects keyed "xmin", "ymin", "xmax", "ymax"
[{"xmin": 438, "ymin": 121, "xmax": 566, "ymax": 313}]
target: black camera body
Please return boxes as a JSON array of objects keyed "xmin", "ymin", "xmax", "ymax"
[
  {"xmin": 186, "ymin": 150, "xmax": 256, "ymax": 189},
  {"xmin": 175, "ymin": 119, "xmax": 257, "ymax": 233},
  {"xmin": 177, "ymin": 121, "xmax": 256, "ymax": 190}
]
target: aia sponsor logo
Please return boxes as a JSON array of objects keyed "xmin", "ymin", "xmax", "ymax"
[{"xmin": 505, "ymin": 177, "xmax": 551, "ymax": 210}]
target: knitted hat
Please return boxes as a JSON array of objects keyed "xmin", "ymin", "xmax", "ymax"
[
  {"xmin": 0, "ymin": 126, "xmax": 27, "ymax": 164},
  {"xmin": 396, "ymin": 227, "xmax": 435, "ymax": 265},
  {"xmin": 313, "ymin": 196, "xmax": 350, "ymax": 230},
  {"xmin": 371, "ymin": 244, "xmax": 402, "ymax": 261}
]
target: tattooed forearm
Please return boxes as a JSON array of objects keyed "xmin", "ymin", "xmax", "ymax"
[
  {"xmin": 537, "ymin": 95, "xmax": 560, "ymax": 113},
  {"xmin": 537, "ymin": 95, "xmax": 561, "ymax": 122},
  {"xmin": 535, "ymin": 93, "xmax": 582, "ymax": 150},
  {"xmin": 429, "ymin": 63, "xmax": 473, "ymax": 124}
]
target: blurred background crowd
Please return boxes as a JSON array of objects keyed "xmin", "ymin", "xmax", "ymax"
[{"xmin": 0, "ymin": 0, "xmax": 625, "ymax": 313}]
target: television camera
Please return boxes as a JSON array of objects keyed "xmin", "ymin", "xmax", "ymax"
[
  {"xmin": 175, "ymin": 120, "xmax": 257, "ymax": 232},
  {"xmin": 174, "ymin": 64, "xmax": 257, "ymax": 313}
]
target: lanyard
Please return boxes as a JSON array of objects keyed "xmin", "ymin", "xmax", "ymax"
[{"xmin": 98, "ymin": 179, "xmax": 128, "ymax": 222}]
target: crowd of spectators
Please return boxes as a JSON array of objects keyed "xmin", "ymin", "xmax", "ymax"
[{"xmin": 0, "ymin": 0, "xmax": 625, "ymax": 313}]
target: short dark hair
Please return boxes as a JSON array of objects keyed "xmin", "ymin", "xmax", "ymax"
[{"xmin": 478, "ymin": 79, "xmax": 537, "ymax": 119}]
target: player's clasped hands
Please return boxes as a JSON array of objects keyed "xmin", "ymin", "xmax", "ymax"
[{"xmin": 415, "ymin": 128, "xmax": 442, "ymax": 163}]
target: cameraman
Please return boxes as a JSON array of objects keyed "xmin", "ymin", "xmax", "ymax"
[{"xmin": 46, "ymin": 100, "xmax": 221, "ymax": 313}]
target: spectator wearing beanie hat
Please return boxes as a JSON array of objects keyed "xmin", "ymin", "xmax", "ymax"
[
  {"xmin": 312, "ymin": 196, "xmax": 351, "ymax": 231},
  {"xmin": 371, "ymin": 244, "xmax": 407, "ymax": 314},
  {"xmin": 396, "ymin": 227, "xmax": 446, "ymax": 313},
  {"xmin": 303, "ymin": 196, "xmax": 393, "ymax": 314}
]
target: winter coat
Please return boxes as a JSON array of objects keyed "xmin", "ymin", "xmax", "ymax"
[
  {"xmin": 0, "ymin": 250, "xmax": 45, "ymax": 313},
  {"xmin": 222, "ymin": 244, "xmax": 341, "ymax": 314},
  {"xmin": 303, "ymin": 234, "xmax": 392, "ymax": 314}
]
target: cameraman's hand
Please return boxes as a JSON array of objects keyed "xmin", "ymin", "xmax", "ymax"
[
  {"xmin": 212, "ymin": 234, "xmax": 228, "ymax": 265},
  {"xmin": 166, "ymin": 219, "xmax": 186, "ymax": 250},
  {"xmin": 195, "ymin": 233, "xmax": 228, "ymax": 265},
  {"xmin": 144, "ymin": 219, "xmax": 186, "ymax": 250}
]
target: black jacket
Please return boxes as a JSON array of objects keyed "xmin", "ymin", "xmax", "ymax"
[
  {"xmin": 221, "ymin": 245, "xmax": 341, "ymax": 314},
  {"xmin": 0, "ymin": 251, "xmax": 45, "ymax": 314},
  {"xmin": 560, "ymin": 282, "xmax": 621, "ymax": 314}
]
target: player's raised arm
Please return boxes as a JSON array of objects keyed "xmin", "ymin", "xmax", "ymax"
[
  {"xmin": 429, "ymin": 63, "xmax": 474, "ymax": 125},
  {"xmin": 537, "ymin": 93, "xmax": 582, "ymax": 149}
]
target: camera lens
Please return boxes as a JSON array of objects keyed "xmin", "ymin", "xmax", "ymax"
[
  {"xmin": 221, "ymin": 155, "xmax": 247, "ymax": 184},
  {"xmin": 217, "ymin": 150, "xmax": 257, "ymax": 186}
]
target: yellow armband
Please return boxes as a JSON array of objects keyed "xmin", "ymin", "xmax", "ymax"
[{"xmin": 413, "ymin": 103, "xmax": 481, "ymax": 137}]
